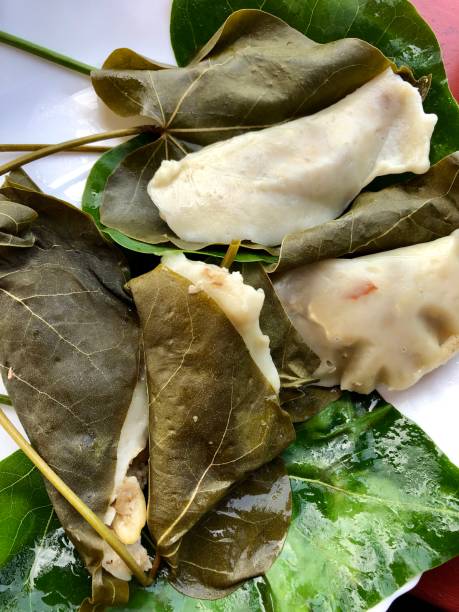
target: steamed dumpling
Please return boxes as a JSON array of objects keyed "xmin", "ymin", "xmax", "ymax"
[
  {"xmin": 162, "ymin": 253, "xmax": 280, "ymax": 392},
  {"xmin": 149, "ymin": 69, "xmax": 437, "ymax": 247},
  {"xmin": 274, "ymin": 231, "xmax": 459, "ymax": 393}
]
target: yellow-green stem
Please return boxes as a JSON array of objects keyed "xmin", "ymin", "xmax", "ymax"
[
  {"xmin": 0, "ymin": 407, "xmax": 152, "ymax": 587},
  {"xmin": 0, "ymin": 144, "xmax": 111, "ymax": 153},
  {"xmin": 221, "ymin": 240, "xmax": 241, "ymax": 269},
  {"xmin": 0, "ymin": 127, "xmax": 156, "ymax": 176}
]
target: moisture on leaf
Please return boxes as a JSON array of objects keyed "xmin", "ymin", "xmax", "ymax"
[
  {"xmin": 128, "ymin": 263, "xmax": 294, "ymax": 573},
  {"xmin": 0, "ymin": 179, "xmax": 144, "ymax": 608},
  {"xmin": 170, "ymin": 459, "xmax": 291, "ymax": 599}
]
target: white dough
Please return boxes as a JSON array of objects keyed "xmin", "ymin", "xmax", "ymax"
[
  {"xmin": 149, "ymin": 69, "xmax": 437, "ymax": 246},
  {"xmin": 275, "ymin": 231, "xmax": 459, "ymax": 393},
  {"xmin": 162, "ymin": 253, "xmax": 280, "ymax": 392}
]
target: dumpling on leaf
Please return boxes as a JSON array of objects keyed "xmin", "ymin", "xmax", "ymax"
[
  {"xmin": 275, "ymin": 230, "xmax": 459, "ymax": 393},
  {"xmin": 0, "ymin": 178, "xmax": 151, "ymax": 607},
  {"xmin": 149, "ymin": 68, "xmax": 437, "ymax": 247},
  {"xmin": 128, "ymin": 254, "xmax": 294, "ymax": 592}
]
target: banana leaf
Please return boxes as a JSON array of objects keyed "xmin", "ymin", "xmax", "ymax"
[
  {"xmin": 128, "ymin": 264, "xmax": 295, "ymax": 591},
  {"xmin": 271, "ymin": 153, "xmax": 459, "ymax": 272},
  {"xmin": 0, "ymin": 180, "xmax": 141, "ymax": 608}
]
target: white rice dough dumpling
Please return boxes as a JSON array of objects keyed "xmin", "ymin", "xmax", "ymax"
[
  {"xmin": 274, "ymin": 231, "xmax": 459, "ymax": 393},
  {"xmin": 162, "ymin": 253, "xmax": 280, "ymax": 392},
  {"xmin": 149, "ymin": 68, "xmax": 437, "ymax": 246}
]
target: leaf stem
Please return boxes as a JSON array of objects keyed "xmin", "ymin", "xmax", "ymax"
[
  {"xmin": 0, "ymin": 127, "xmax": 156, "ymax": 176},
  {"xmin": 0, "ymin": 30, "xmax": 95, "ymax": 75},
  {"xmin": 0, "ymin": 144, "xmax": 111, "ymax": 153},
  {"xmin": 221, "ymin": 240, "xmax": 241, "ymax": 269},
  {"xmin": 0, "ymin": 393, "xmax": 12, "ymax": 406},
  {"xmin": 0, "ymin": 406, "xmax": 152, "ymax": 587}
]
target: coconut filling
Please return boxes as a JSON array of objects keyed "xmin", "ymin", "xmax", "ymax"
[
  {"xmin": 162, "ymin": 253, "xmax": 280, "ymax": 393},
  {"xmin": 101, "ymin": 377, "xmax": 152, "ymax": 581}
]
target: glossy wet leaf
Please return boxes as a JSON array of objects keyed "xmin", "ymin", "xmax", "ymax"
[
  {"xmin": 170, "ymin": 0, "xmax": 459, "ymax": 163},
  {"xmin": 2, "ymin": 395, "xmax": 459, "ymax": 610},
  {"xmin": 0, "ymin": 526, "xmax": 91, "ymax": 611},
  {"xmin": 170, "ymin": 459, "xmax": 291, "ymax": 599},
  {"xmin": 240, "ymin": 263, "xmax": 319, "ymax": 388},
  {"xmin": 129, "ymin": 265, "xmax": 294, "ymax": 564},
  {"xmin": 267, "ymin": 395, "xmax": 459, "ymax": 610},
  {"xmin": 0, "ymin": 182, "xmax": 140, "ymax": 607},
  {"xmin": 93, "ymin": 10, "xmax": 400, "ymax": 148},
  {"xmin": 272, "ymin": 153, "xmax": 459, "ymax": 272},
  {"xmin": 0, "ymin": 451, "xmax": 58, "ymax": 567}
]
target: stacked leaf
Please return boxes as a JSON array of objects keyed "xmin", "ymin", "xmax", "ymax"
[
  {"xmin": 129, "ymin": 262, "xmax": 295, "ymax": 597},
  {"xmin": 0, "ymin": 175, "xmax": 141, "ymax": 608},
  {"xmin": 89, "ymin": 10, "xmax": 426, "ymax": 257}
]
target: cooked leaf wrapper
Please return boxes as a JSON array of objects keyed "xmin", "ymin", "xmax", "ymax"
[
  {"xmin": 275, "ymin": 229, "xmax": 459, "ymax": 393},
  {"xmin": 280, "ymin": 386, "xmax": 342, "ymax": 423},
  {"xmin": 240, "ymin": 263, "xmax": 319, "ymax": 389},
  {"xmin": 92, "ymin": 10, "xmax": 405, "ymax": 146},
  {"xmin": 170, "ymin": 458, "xmax": 291, "ymax": 599},
  {"xmin": 128, "ymin": 261, "xmax": 295, "ymax": 565},
  {"xmin": 0, "ymin": 183, "xmax": 149, "ymax": 607},
  {"xmin": 273, "ymin": 153, "xmax": 459, "ymax": 272},
  {"xmin": 0, "ymin": 199, "xmax": 37, "ymax": 247}
]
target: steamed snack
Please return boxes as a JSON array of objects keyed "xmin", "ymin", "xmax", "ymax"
[
  {"xmin": 0, "ymin": 181, "xmax": 150, "ymax": 606},
  {"xmin": 149, "ymin": 69, "xmax": 437, "ymax": 247},
  {"xmin": 275, "ymin": 231, "xmax": 459, "ymax": 393},
  {"xmin": 129, "ymin": 254, "xmax": 295, "ymax": 567}
]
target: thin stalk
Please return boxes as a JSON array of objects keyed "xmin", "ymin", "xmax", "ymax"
[
  {"xmin": 0, "ymin": 31, "xmax": 95, "ymax": 76},
  {"xmin": 221, "ymin": 240, "xmax": 241, "ymax": 269},
  {"xmin": 0, "ymin": 407, "xmax": 152, "ymax": 587},
  {"xmin": 0, "ymin": 394, "xmax": 12, "ymax": 406},
  {"xmin": 0, "ymin": 127, "xmax": 156, "ymax": 176},
  {"xmin": 0, "ymin": 144, "xmax": 111, "ymax": 153}
]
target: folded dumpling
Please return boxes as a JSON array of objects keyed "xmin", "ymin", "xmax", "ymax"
[
  {"xmin": 149, "ymin": 69, "xmax": 437, "ymax": 247},
  {"xmin": 275, "ymin": 231, "xmax": 459, "ymax": 393},
  {"xmin": 128, "ymin": 254, "xmax": 294, "ymax": 567},
  {"xmin": 0, "ymin": 179, "xmax": 151, "ymax": 606}
]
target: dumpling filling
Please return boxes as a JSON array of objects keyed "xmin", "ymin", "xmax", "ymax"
[
  {"xmin": 162, "ymin": 253, "xmax": 280, "ymax": 393},
  {"xmin": 274, "ymin": 231, "xmax": 459, "ymax": 393},
  {"xmin": 102, "ymin": 377, "xmax": 151, "ymax": 580},
  {"xmin": 149, "ymin": 69, "xmax": 437, "ymax": 246}
]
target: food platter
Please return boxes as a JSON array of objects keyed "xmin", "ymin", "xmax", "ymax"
[{"xmin": 0, "ymin": 0, "xmax": 458, "ymax": 610}]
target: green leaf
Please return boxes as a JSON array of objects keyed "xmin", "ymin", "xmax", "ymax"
[
  {"xmin": 267, "ymin": 395, "xmax": 459, "ymax": 610},
  {"xmin": 128, "ymin": 264, "xmax": 294, "ymax": 567},
  {"xmin": 3, "ymin": 396, "xmax": 459, "ymax": 610},
  {"xmin": 272, "ymin": 153, "xmax": 459, "ymax": 272},
  {"xmin": 0, "ymin": 451, "xmax": 57, "ymax": 567},
  {"xmin": 0, "ymin": 526, "xmax": 91, "ymax": 611},
  {"xmin": 170, "ymin": 0, "xmax": 459, "ymax": 163},
  {"xmin": 280, "ymin": 386, "xmax": 341, "ymax": 423},
  {"xmin": 0, "ymin": 184, "xmax": 141, "ymax": 607}
]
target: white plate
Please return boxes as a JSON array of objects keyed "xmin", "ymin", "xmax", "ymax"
[{"xmin": 1, "ymin": 0, "xmax": 457, "ymax": 608}]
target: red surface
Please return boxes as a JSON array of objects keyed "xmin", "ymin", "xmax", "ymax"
[
  {"xmin": 413, "ymin": 0, "xmax": 459, "ymax": 100},
  {"xmin": 409, "ymin": 3, "xmax": 459, "ymax": 608}
]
